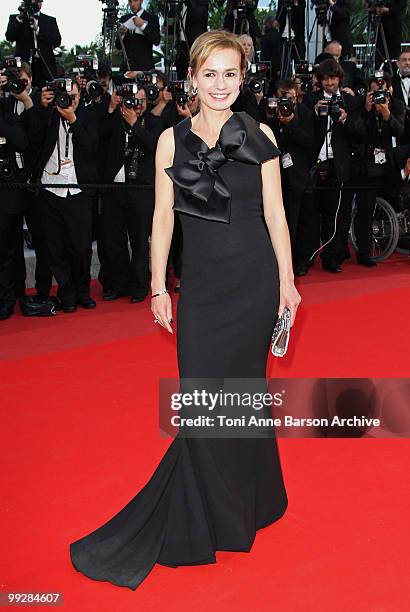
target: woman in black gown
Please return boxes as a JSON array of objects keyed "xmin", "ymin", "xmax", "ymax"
[{"xmin": 70, "ymin": 30, "xmax": 301, "ymax": 590}]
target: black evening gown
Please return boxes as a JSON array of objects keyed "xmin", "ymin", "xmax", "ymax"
[{"xmin": 70, "ymin": 112, "xmax": 288, "ymax": 590}]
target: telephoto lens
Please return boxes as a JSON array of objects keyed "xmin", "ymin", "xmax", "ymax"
[{"xmin": 86, "ymin": 80, "xmax": 104, "ymax": 100}]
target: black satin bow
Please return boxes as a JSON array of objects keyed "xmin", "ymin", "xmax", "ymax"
[{"xmin": 165, "ymin": 112, "xmax": 280, "ymax": 223}]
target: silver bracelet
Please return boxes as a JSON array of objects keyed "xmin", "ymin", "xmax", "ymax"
[{"xmin": 151, "ymin": 289, "xmax": 168, "ymax": 298}]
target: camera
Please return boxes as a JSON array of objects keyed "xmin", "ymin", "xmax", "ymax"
[
  {"xmin": 18, "ymin": 0, "xmax": 41, "ymax": 17},
  {"xmin": 73, "ymin": 56, "xmax": 104, "ymax": 101},
  {"xmin": 135, "ymin": 72, "xmax": 160, "ymax": 102},
  {"xmin": 318, "ymin": 94, "xmax": 344, "ymax": 121},
  {"xmin": 372, "ymin": 89, "xmax": 390, "ymax": 105},
  {"xmin": 266, "ymin": 96, "xmax": 294, "ymax": 118},
  {"xmin": 168, "ymin": 80, "xmax": 189, "ymax": 107},
  {"xmin": 46, "ymin": 78, "xmax": 74, "ymax": 109},
  {"xmin": 0, "ymin": 57, "xmax": 29, "ymax": 96},
  {"xmin": 293, "ymin": 60, "xmax": 313, "ymax": 93},
  {"xmin": 116, "ymin": 83, "xmax": 140, "ymax": 109},
  {"xmin": 244, "ymin": 62, "xmax": 271, "ymax": 95}
]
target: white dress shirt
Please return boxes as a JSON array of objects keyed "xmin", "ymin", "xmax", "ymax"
[
  {"xmin": 42, "ymin": 119, "xmax": 81, "ymax": 198},
  {"xmin": 399, "ymin": 74, "xmax": 410, "ymax": 106},
  {"xmin": 317, "ymin": 91, "xmax": 340, "ymax": 162}
]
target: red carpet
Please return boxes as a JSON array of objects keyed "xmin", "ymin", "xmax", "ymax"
[{"xmin": 1, "ymin": 254, "xmax": 410, "ymax": 611}]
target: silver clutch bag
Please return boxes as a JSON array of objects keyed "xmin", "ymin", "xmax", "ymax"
[{"xmin": 271, "ymin": 307, "xmax": 291, "ymax": 357}]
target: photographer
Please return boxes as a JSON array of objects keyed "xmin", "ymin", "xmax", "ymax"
[
  {"xmin": 5, "ymin": 1, "xmax": 62, "ymax": 87},
  {"xmin": 116, "ymin": 0, "xmax": 160, "ymax": 72},
  {"xmin": 266, "ymin": 79, "xmax": 315, "ymax": 262},
  {"xmin": 276, "ymin": 0, "xmax": 306, "ymax": 61},
  {"xmin": 172, "ymin": 0, "xmax": 209, "ymax": 80},
  {"xmin": 2, "ymin": 59, "xmax": 54, "ymax": 303},
  {"xmin": 99, "ymin": 86, "xmax": 162, "ymax": 303},
  {"xmin": 223, "ymin": 1, "xmax": 261, "ymax": 46},
  {"xmin": 324, "ymin": 1, "xmax": 353, "ymax": 60},
  {"xmin": 297, "ymin": 58, "xmax": 365, "ymax": 275},
  {"xmin": 366, "ymin": 0, "xmax": 407, "ymax": 65},
  {"xmin": 28, "ymin": 79, "xmax": 99, "ymax": 312},
  {"xmin": 353, "ymin": 72, "xmax": 405, "ymax": 266},
  {"xmin": 0, "ymin": 82, "xmax": 29, "ymax": 321}
]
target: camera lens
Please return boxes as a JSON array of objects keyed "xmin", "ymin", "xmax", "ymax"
[{"xmin": 55, "ymin": 92, "xmax": 72, "ymax": 109}]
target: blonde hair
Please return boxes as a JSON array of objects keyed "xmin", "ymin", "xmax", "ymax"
[
  {"xmin": 238, "ymin": 34, "xmax": 255, "ymax": 62},
  {"xmin": 189, "ymin": 30, "xmax": 247, "ymax": 78}
]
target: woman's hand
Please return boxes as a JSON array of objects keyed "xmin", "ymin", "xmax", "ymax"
[
  {"xmin": 151, "ymin": 292, "xmax": 173, "ymax": 334},
  {"xmin": 279, "ymin": 280, "xmax": 301, "ymax": 327}
]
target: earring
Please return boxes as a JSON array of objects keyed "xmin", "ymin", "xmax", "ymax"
[{"xmin": 192, "ymin": 86, "xmax": 198, "ymax": 95}]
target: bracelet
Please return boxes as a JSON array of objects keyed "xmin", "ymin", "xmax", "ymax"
[{"xmin": 151, "ymin": 289, "xmax": 168, "ymax": 298}]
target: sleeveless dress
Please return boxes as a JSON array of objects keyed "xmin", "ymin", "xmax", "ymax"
[{"xmin": 70, "ymin": 111, "xmax": 288, "ymax": 590}]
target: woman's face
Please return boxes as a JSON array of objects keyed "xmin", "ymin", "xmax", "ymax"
[
  {"xmin": 241, "ymin": 37, "xmax": 253, "ymax": 60},
  {"xmin": 192, "ymin": 48, "xmax": 243, "ymax": 112}
]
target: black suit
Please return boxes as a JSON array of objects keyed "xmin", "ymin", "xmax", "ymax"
[
  {"xmin": 270, "ymin": 103, "xmax": 315, "ymax": 257},
  {"xmin": 6, "ymin": 12, "xmax": 61, "ymax": 86},
  {"xmin": 0, "ymin": 102, "xmax": 28, "ymax": 309},
  {"xmin": 326, "ymin": 0, "xmax": 353, "ymax": 60},
  {"xmin": 298, "ymin": 90, "xmax": 365, "ymax": 267},
  {"xmin": 373, "ymin": 0, "xmax": 407, "ymax": 64},
  {"xmin": 99, "ymin": 110, "xmax": 162, "ymax": 298},
  {"xmin": 115, "ymin": 11, "xmax": 160, "ymax": 71},
  {"xmin": 174, "ymin": 1, "xmax": 209, "ymax": 79},
  {"xmin": 392, "ymin": 73, "xmax": 410, "ymax": 146},
  {"xmin": 354, "ymin": 96, "xmax": 405, "ymax": 258},
  {"xmin": 27, "ymin": 104, "xmax": 99, "ymax": 304}
]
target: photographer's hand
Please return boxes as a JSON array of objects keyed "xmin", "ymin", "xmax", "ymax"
[
  {"xmin": 314, "ymin": 99, "xmax": 327, "ymax": 115},
  {"xmin": 0, "ymin": 73, "xmax": 8, "ymax": 89},
  {"xmin": 176, "ymin": 103, "xmax": 191, "ymax": 118},
  {"xmin": 57, "ymin": 106, "xmax": 76, "ymax": 124},
  {"xmin": 375, "ymin": 101, "xmax": 390, "ymax": 120},
  {"xmin": 338, "ymin": 107, "xmax": 347, "ymax": 123},
  {"xmin": 12, "ymin": 89, "xmax": 33, "ymax": 110},
  {"xmin": 278, "ymin": 112, "xmax": 294, "ymax": 125},
  {"xmin": 133, "ymin": 16, "xmax": 146, "ymax": 28},
  {"xmin": 365, "ymin": 91, "xmax": 373, "ymax": 112},
  {"xmin": 40, "ymin": 86, "xmax": 55, "ymax": 108},
  {"xmin": 121, "ymin": 105, "xmax": 138, "ymax": 126},
  {"xmin": 108, "ymin": 92, "xmax": 122, "ymax": 113}
]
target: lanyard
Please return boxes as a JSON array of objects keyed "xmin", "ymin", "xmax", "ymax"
[{"xmin": 49, "ymin": 119, "xmax": 70, "ymax": 176}]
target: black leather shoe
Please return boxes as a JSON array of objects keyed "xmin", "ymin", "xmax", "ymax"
[
  {"xmin": 130, "ymin": 294, "xmax": 146, "ymax": 303},
  {"xmin": 357, "ymin": 255, "xmax": 377, "ymax": 268},
  {"xmin": 78, "ymin": 296, "xmax": 96, "ymax": 309},
  {"xmin": 103, "ymin": 290, "xmax": 122, "ymax": 301},
  {"xmin": 294, "ymin": 265, "xmax": 309, "ymax": 277},
  {"xmin": 322, "ymin": 259, "xmax": 342, "ymax": 273},
  {"xmin": 0, "ymin": 305, "xmax": 14, "ymax": 321},
  {"xmin": 61, "ymin": 303, "xmax": 77, "ymax": 313}
]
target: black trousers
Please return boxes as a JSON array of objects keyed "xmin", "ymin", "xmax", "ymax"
[
  {"xmin": 16, "ymin": 192, "xmax": 53, "ymax": 298},
  {"xmin": 101, "ymin": 186, "xmax": 154, "ymax": 297},
  {"xmin": 0, "ymin": 210, "xmax": 23, "ymax": 308},
  {"xmin": 296, "ymin": 184, "xmax": 354, "ymax": 266},
  {"xmin": 40, "ymin": 190, "xmax": 93, "ymax": 303}
]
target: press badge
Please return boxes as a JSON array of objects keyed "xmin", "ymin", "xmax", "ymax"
[
  {"xmin": 281, "ymin": 153, "xmax": 294, "ymax": 169},
  {"xmin": 374, "ymin": 148, "xmax": 386, "ymax": 165}
]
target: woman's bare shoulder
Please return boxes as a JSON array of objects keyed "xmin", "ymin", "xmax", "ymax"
[{"xmin": 258, "ymin": 122, "xmax": 278, "ymax": 145}]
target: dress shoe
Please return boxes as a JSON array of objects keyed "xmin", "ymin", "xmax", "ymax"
[
  {"xmin": 78, "ymin": 296, "xmax": 96, "ymax": 309},
  {"xmin": 294, "ymin": 264, "xmax": 309, "ymax": 277},
  {"xmin": 130, "ymin": 294, "xmax": 146, "ymax": 303},
  {"xmin": 0, "ymin": 305, "xmax": 14, "ymax": 321},
  {"xmin": 357, "ymin": 255, "xmax": 377, "ymax": 268},
  {"xmin": 322, "ymin": 259, "xmax": 342, "ymax": 273},
  {"xmin": 61, "ymin": 303, "xmax": 77, "ymax": 313},
  {"xmin": 103, "ymin": 290, "xmax": 124, "ymax": 301}
]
